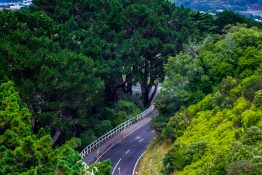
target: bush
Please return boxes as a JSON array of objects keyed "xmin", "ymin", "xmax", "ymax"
[
  {"xmin": 0, "ymin": 81, "xmax": 84, "ymax": 174},
  {"xmin": 163, "ymin": 143, "xmax": 188, "ymax": 174},
  {"xmin": 151, "ymin": 113, "xmax": 172, "ymax": 133},
  {"xmin": 240, "ymin": 126, "xmax": 262, "ymax": 146},
  {"xmin": 227, "ymin": 160, "xmax": 258, "ymax": 175},
  {"xmin": 161, "ymin": 126, "xmax": 175, "ymax": 140},
  {"xmin": 158, "ymin": 26, "xmax": 262, "ymax": 175},
  {"xmin": 79, "ymin": 130, "xmax": 97, "ymax": 150},
  {"xmin": 242, "ymin": 76, "xmax": 262, "ymax": 101},
  {"xmin": 162, "ymin": 111, "xmax": 190, "ymax": 140},
  {"xmin": 87, "ymin": 160, "xmax": 112, "ymax": 175},
  {"xmin": 163, "ymin": 142, "xmax": 207, "ymax": 175},
  {"xmin": 254, "ymin": 90, "xmax": 262, "ymax": 108},
  {"xmin": 94, "ymin": 120, "xmax": 112, "ymax": 137},
  {"xmin": 106, "ymin": 100, "xmax": 141, "ymax": 127}
]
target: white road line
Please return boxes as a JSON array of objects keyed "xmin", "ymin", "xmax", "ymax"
[
  {"xmin": 112, "ymin": 158, "xmax": 122, "ymax": 174},
  {"xmin": 125, "ymin": 149, "xmax": 130, "ymax": 154},
  {"xmin": 139, "ymin": 139, "xmax": 144, "ymax": 143},
  {"xmin": 132, "ymin": 150, "xmax": 146, "ymax": 175},
  {"xmin": 96, "ymin": 112, "xmax": 159, "ymax": 162},
  {"xmin": 135, "ymin": 136, "xmax": 141, "ymax": 140},
  {"xmin": 118, "ymin": 167, "xmax": 121, "ymax": 175},
  {"xmin": 96, "ymin": 117, "xmax": 151, "ymax": 161}
]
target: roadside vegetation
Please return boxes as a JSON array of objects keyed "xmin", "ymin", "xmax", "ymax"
[
  {"xmin": 0, "ymin": 81, "xmax": 111, "ymax": 174},
  {"xmin": 150, "ymin": 26, "xmax": 262, "ymax": 175},
  {"xmin": 137, "ymin": 138, "xmax": 172, "ymax": 175},
  {"xmin": 1, "ymin": 0, "xmax": 262, "ymax": 174}
]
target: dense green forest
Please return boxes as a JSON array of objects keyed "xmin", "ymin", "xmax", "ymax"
[
  {"xmin": 0, "ymin": 81, "xmax": 112, "ymax": 174},
  {"xmin": 1, "ymin": 0, "xmax": 262, "ymax": 174}
]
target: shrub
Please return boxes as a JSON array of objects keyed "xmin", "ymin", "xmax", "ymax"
[
  {"xmin": 94, "ymin": 120, "xmax": 112, "ymax": 136},
  {"xmin": 227, "ymin": 160, "xmax": 258, "ymax": 175},
  {"xmin": 253, "ymin": 90, "xmax": 262, "ymax": 108},
  {"xmin": 163, "ymin": 142, "xmax": 207, "ymax": 174},
  {"xmin": 242, "ymin": 76, "xmax": 262, "ymax": 101},
  {"xmin": 151, "ymin": 113, "xmax": 172, "ymax": 133},
  {"xmin": 240, "ymin": 126, "xmax": 262, "ymax": 146},
  {"xmin": 106, "ymin": 100, "xmax": 141, "ymax": 127}
]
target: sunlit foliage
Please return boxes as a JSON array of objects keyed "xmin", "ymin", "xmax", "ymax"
[{"xmin": 160, "ymin": 27, "xmax": 262, "ymax": 175}]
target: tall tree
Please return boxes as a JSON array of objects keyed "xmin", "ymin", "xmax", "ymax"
[
  {"xmin": 0, "ymin": 10, "xmax": 104, "ymax": 145},
  {"xmin": 121, "ymin": 0, "xmax": 195, "ymax": 107},
  {"xmin": 0, "ymin": 81, "xmax": 83, "ymax": 174}
]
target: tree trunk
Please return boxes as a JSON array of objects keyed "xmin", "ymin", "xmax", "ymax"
[
  {"xmin": 105, "ymin": 74, "xmax": 125, "ymax": 101},
  {"xmin": 141, "ymin": 62, "xmax": 150, "ymax": 108},
  {"xmin": 141, "ymin": 85, "xmax": 150, "ymax": 108},
  {"xmin": 126, "ymin": 74, "xmax": 133, "ymax": 95},
  {"xmin": 52, "ymin": 128, "xmax": 61, "ymax": 146},
  {"xmin": 140, "ymin": 56, "xmax": 159, "ymax": 107},
  {"xmin": 141, "ymin": 69, "xmax": 151, "ymax": 108},
  {"xmin": 148, "ymin": 83, "xmax": 158, "ymax": 105}
]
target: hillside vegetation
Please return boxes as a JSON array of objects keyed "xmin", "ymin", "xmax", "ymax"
[
  {"xmin": 151, "ymin": 26, "xmax": 262, "ymax": 175},
  {"xmin": 0, "ymin": 0, "xmax": 220, "ymax": 173},
  {"xmin": 0, "ymin": 81, "xmax": 112, "ymax": 174},
  {"xmin": 1, "ymin": 0, "xmax": 262, "ymax": 174}
]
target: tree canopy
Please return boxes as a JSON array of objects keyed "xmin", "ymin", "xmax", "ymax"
[
  {"xmin": 1, "ymin": 0, "xmax": 262, "ymax": 174},
  {"xmin": 0, "ymin": 81, "xmax": 83, "ymax": 174},
  {"xmin": 155, "ymin": 26, "xmax": 262, "ymax": 175}
]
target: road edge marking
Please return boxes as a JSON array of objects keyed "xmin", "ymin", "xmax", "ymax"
[
  {"xmin": 112, "ymin": 158, "xmax": 122, "ymax": 174},
  {"xmin": 132, "ymin": 150, "xmax": 146, "ymax": 175}
]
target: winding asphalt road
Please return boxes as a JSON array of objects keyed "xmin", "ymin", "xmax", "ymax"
[{"xmin": 97, "ymin": 112, "xmax": 156, "ymax": 175}]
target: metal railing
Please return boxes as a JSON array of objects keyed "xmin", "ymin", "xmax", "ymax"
[{"xmin": 80, "ymin": 105, "xmax": 155, "ymax": 158}]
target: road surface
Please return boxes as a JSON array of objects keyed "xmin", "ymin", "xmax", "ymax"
[{"xmin": 97, "ymin": 113, "xmax": 156, "ymax": 175}]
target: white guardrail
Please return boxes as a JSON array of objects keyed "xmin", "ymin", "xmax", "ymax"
[{"xmin": 80, "ymin": 105, "xmax": 155, "ymax": 158}]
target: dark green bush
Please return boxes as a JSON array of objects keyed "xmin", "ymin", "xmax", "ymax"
[
  {"xmin": 163, "ymin": 142, "xmax": 207, "ymax": 174},
  {"xmin": 243, "ymin": 76, "xmax": 262, "ymax": 101}
]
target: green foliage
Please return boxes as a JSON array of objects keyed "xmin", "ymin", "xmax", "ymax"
[
  {"xmin": 156, "ymin": 54, "xmax": 207, "ymax": 113},
  {"xmin": 105, "ymin": 100, "xmax": 141, "ymax": 127},
  {"xmin": 1, "ymin": 0, "xmax": 217, "ymax": 147},
  {"xmin": 80, "ymin": 130, "xmax": 97, "ymax": 151},
  {"xmin": 163, "ymin": 142, "xmax": 207, "ymax": 174},
  {"xmin": 242, "ymin": 76, "xmax": 262, "ymax": 101},
  {"xmin": 87, "ymin": 160, "xmax": 112, "ymax": 175},
  {"xmin": 151, "ymin": 113, "xmax": 172, "ymax": 133},
  {"xmin": 211, "ymin": 127, "xmax": 262, "ymax": 175},
  {"xmin": 0, "ymin": 81, "xmax": 111, "ymax": 174},
  {"xmin": 163, "ymin": 89, "xmax": 262, "ymax": 174},
  {"xmin": 33, "ymin": 0, "xmax": 219, "ymax": 107},
  {"xmin": 215, "ymin": 11, "xmax": 262, "ymax": 33},
  {"xmin": 1, "ymin": 1, "xmax": 262, "ymax": 174},
  {"xmin": 254, "ymin": 90, "xmax": 262, "ymax": 108},
  {"xmin": 94, "ymin": 120, "xmax": 112, "ymax": 137},
  {"xmin": 0, "ymin": 81, "xmax": 84, "ymax": 174},
  {"xmin": 3, "ymin": 0, "xmax": 260, "ymax": 150},
  {"xmin": 78, "ymin": 99, "xmax": 141, "ymax": 150},
  {"xmin": 160, "ymin": 27, "xmax": 262, "ymax": 175},
  {"xmin": 0, "ymin": 10, "xmax": 106, "ymax": 146},
  {"xmin": 161, "ymin": 111, "xmax": 190, "ymax": 141},
  {"xmin": 157, "ymin": 26, "xmax": 262, "ymax": 114}
]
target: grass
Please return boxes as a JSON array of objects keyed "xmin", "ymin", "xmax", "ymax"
[{"xmin": 136, "ymin": 137, "xmax": 172, "ymax": 175}]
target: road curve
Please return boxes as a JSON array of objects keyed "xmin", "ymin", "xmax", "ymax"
[{"xmin": 97, "ymin": 113, "xmax": 156, "ymax": 175}]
